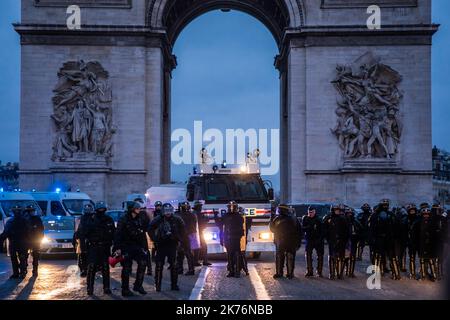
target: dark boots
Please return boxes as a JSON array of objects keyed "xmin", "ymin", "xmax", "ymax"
[
  {"xmin": 146, "ymin": 250, "xmax": 153, "ymax": 276},
  {"xmin": 171, "ymin": 262, "xmax": 180, "ymax": 291},
  {"xmin": 348, "ymin": 257, "xmax": 356, "ymax": 278},
  {"xmin": 390, "ymin": 257, "xmax": 401, "ymax": 280},
  {"xmin": 234, "ymin": 252, "xmax": 241, "ymax": 278},
  {"xmin": 154, "ymin": 263, "xmax": 163, "ymax": 292},
  {"xmin": 86, "ymin": 264, "xmax": 95, "ymax": 296},
  {"xmin": 273, "ymin": 251, "xmax": 285, "ymax": 279},
  {"xmin": 336, "ymin": 257, "xmax": 344, "ymax": 280},
  {"xmin": 241, "ymin": 252, "xmax": 249, "ymax": 276},
  {"xmin": 305, "ymin": 252, "xmax": 314, "ymax": 277},
  {"xmin": 121, "ymin": 265, "xmax": 134, "ymax": 297},
  {"xmin": 419, "ymin": 258, "xmax": 427, "ymax": 281},
  {"xmin": 226, "ymin": 252, "xmax": 235, "ymax": 277},
  {"xmin": 286, "ymin": 252, "xmax": 295, "ymax": 279},
  {"xmin": 328, "ymin": 256, "xmax": 336, "ymax": 280},
  {"xmin": 409, "ymin": 254, "xmax": 417, "ymax": 279},
  {"xmin": 184, "ymin": 251, "xmax": 195, "ymax": 276},
  {"xmin": 102, "ymin": 263, "xmax": 112, "ymax": 294},
  {"xmin": 317, "ymin": 255, "xmax": 324, "ymax": 277},
  {"xmin": 133, "ymin": 261, "xmax": 147, "ymax": 295}
]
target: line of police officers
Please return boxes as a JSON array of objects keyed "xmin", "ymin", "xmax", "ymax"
[
  {"xmin": 269, "ymin": 199, "xmax": 448, "ymax": 282},
  {"xmin": 0, "ymin": 198, "xmax": 447, "ymax": 297}
]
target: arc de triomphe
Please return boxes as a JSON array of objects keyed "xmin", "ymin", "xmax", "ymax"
[{"xmin": 16, "ymin": 0, "xmax": 438, "ymax": 208}]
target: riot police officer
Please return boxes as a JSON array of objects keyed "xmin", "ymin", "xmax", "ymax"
[
  {"xmin": 149, "ymin": 203, "xmax": 185, "ymax": 292},
  {"xmin": 84, "ymin": 202, "xmax": 115, "ymax": 296},
  {"xmin": 394, "ymin": 207, "xmax": 409, "ymax": 272},
  {"xmin": 356, "ymin": 203, "xmax": 372, "ymax": 261},
  {"xmin": 323, "ymin": 204, "xmax": 349, "ymax": 280},
  {"xmin": 433, "ymin": 203, "xmax": 447, "ymax": 280},
  {"xmin": 406, "ymin": 204, "xmax": 420, "ymax": 279},
  {"xmin": 154, "ymin": 201, "xmax": 163, "ymax": 218},
  {"xmin": 114, "ymin": 202, "xmax": 149, "ymax": 296},
  {"xmin": 222, "ymin": 201, "xmax": 245, "ymax": 278},
  {"xmin": 270, "ymin": 204, "xmax": 302, "ymax": 280},
  {"xmin": 239, "ymin": 206, "xmax": 251, "ymax": 276},
  {"xmin": 345, "ymin": 207, "xmax": 362, "ymax": 278},
  {"xmin": 73, "ymin": 203, "xmax": 95, "ymax": 277},
  {"xmin": 368, "ymin": 199, "xmax": 401, "ymax": 280},
  {"xmin": 24, "ymin": 205, "xmax": 44, "ymax": 277},
  {"xmin": 302, "ymin": 207, "xmax": 324, "ymax": 278},
  {"xmin": 193, "ymin": 201, "xmax": 211, "ymax": 266},
  {"xmin": 0, "ymin": 206, "xmax": 31, "ymax": 279},
  {"xmin": 176, "ymin": 202, "xmax": 197, "ymax": 276},
  {"xmin": 133, "ymin": 199, "xmax": 153, "ymax": 277},
  {"xmin": 418, "ymin": 206, "xmax": 439, "ymax": 281}
]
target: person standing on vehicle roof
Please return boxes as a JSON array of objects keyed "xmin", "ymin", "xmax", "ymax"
[
  {"xmin": 176, "ymin": 201, "xmax": 197, "ymax": 276},
  {"xmin": 222, "ymin": 201, "xmax": 245, "ymax": 278},
  {"xmin": 149, "ymin": 203, "xmax": 185, "ymax": 292},
  {"xmin": 73, "ymin": 203, "xmax": 95, "ymax": 277},
  {"xmin": 0, "ymin": 205, "xmax": 31, "ymax": 279},
  {"xmin": 114, "ymin": 201, "xmax": 149, "ymax": 296},
  {"xmin": 270, "ymin": 204, "xmax": 302, "ymax": 280},
  {"xmin": 192, "ymin": 201, "xmax": 212, "ymax": 267},
  {"xmin": 83, "ymin": 202, "xmax": 115, "ymax": 296},
  {"xmin": 24, "ymin": 205, "xmax": 44, "ymax": 277},
  {"xmin": 302, "ymin": 207, "xmax": 324, "ymax": 278}
]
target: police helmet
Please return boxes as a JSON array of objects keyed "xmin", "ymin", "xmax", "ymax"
[
  {"xmin": 180, "ymin": 201, "xmax": 191, "ymax": 212},
  {"xmin": 193, "ymin": 201, "xmax": 203, "ymax": 210},
  {"xmin": 154, "ymin": 201, "xmax": 163, "ymax": 208},
  {"xmin": 95, "ymin": 201, "xmax": 108, "ymax": 212},
  {"xmin": 380, "ymin": 199, "xmax": 390, "ymax": 207},
  {"xmin": 277, "ymin": 204, "xmax": 291, "ymax": 216},
  {"xmin": 419, "ymin": 202, "xmax": 430, "ymax": 210},
  {"xmin": 421, "ymin": 207, "xmax": 431, "ymax": 216},
  {"xmin": 361, "ymin": 203, "xmax": 371, "ymax": 211},
  {"xmin": 331, "ymin": 204, "xmax": 340, "ymax": 213},
  {"xmin": 83, "ymin": 204, "xmax": 95, "ymax": 215},
  {"xmin": 227, "ymin": 201, "xmax": 239, "ymax": 213},
  {"xmin": 11, "ymin": 205, "xmax": 23, "ymax": 216},
  {"xmin": 162, "ymin": 203, "xmax": 174, "ymax": 216}
]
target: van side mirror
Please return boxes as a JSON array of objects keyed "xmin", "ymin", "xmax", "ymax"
[
  {"xmin": 268, "ymin": 188, "xmax": 274, "ymax": 201},
  {"xmin": 186, "ymin": 184, "xmax": 195, "ymax": 202}
]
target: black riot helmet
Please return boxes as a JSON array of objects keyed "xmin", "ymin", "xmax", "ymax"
[
  {"xmin": 83, "ymin": 203, "xmax": 95, "ymax": 215},
  {"xmin": 180, "ymin": 201, "xmax": 191, "ymax": 212},
  {"xmin": 277, "ymin": 204, "xmax": 291, "ymax": 216},
  {"xmin": 331, "ymin": 204, "xmax": 340, "ymax": 215},
  {"xmin": 24, "ymin": 205, "xmax": 38, "ymax": 216},
  {"xmin": 162, "ymin": 203, "xmax": 174, "ymax": 217},
  {"xmin": 193, "ymin": 201, "xmax": 203, "ymax": 211},
  {"xmin": 361, "ymin": 203, "xmax": 371, "ymax": 211},
  {"xmin": 95, "ymin": 201, "xmax": 108, "ymax": 214},
  {"xmin": 154, "ymin": 201, "xmax": 163, "ymax": 209},
  {"xmin": 11, "ymin": 205, "xmax": 23, "ymax": 217},
  {"xmin": 406, "ymin": 204, "xmax": 417, "ymax": 215},
  {"xmin": 379, "ymin": 199, "xmax": 390, "ymax": 211},
  {"xmin": 227, "ymin": 201, "xmax": 239, "ymax": 213}
]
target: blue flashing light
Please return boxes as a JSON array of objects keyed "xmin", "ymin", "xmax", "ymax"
[
  {"xmin": 55, "ymin": 188, "xmax": 61, "ymax": 194},
  {"xmin": 0, "ymin": 188, "xmax": 3, "ymax": 192}
]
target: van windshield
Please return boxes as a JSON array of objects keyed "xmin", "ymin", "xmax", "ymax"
[
  {"xmin": 202, "ymin": 174, "xmax": 268, "ymax": 204},
  {"xmin": 62, "ymin": 199, "xmax": 94, "ymax": 216},
  {"xmin": 0, "ymin": 200, "xmax": 42, "ymax": 217},
  {"xmin": 43, "ymin": 217, "xmax": 75, "ymax": 231}
]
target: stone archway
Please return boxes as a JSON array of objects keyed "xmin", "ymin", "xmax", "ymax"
[{"xmin": 16, "ymin": 0, "xmax": 437, "ymax": 208}]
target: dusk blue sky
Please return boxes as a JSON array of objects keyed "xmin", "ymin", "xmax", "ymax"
[{"xmin": 0, "ymin": 1, "xmax": 449, "ymax": 191}]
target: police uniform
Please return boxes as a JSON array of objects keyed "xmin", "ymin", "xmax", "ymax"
[
  {"xmin": 24, "ymin": 205, "xmax": 44, "ymax": 277},
  {"xmin": 176, "ymin": 202, "xmax": 197, "ymax": 276},
  {"xmin": 149, "ymin": 203, "xmax": 185, "ymax": 292},
  {"xmin": 356, "ymin": 204, "xmax": 372, "ymax": 261},
  {"xmin": 84, "ymin": 202, "xmax": 115, "ymax": 295},
  {"xmin": 73, "ymin": 204, "xmax": 95, "ymax": 277},
  {"xmin": 417, "ymin": 207, "xmax": 439, "ymax": 281},
  {"xmin": 193, "ymin": 201, "xmax": 211, "ymax": 266},
  {"xmin": 302, "ymin": 208, "xmax": 324, "ymax": 277},
  {"xmin": 0, "ymin": 206, "xmax": 31, "ymax": 279},
  {"xmin": 270, "ymin": 204, "xmax": 302, "ymax": 280},
  {"xmin": 406, "ymin": 204, "xmax": 420, "ymax": 279},
  {"xmin": 222, "ymin": 201, "xmax": 245, "ymax": 278},
  {"xmin": 345, "ymin": 208, "xmax": 362, "ymax": 278},
  {"xmin": 323, "ymin": 205, "xmax": 349, "ymax": 280},
  {"xmin": 114, "ymin": 202, "xmax": 149, "ymax": 296}
]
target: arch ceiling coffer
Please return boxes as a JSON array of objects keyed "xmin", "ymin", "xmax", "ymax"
[{"xmin": 147, "ymin": 0, "xmax": 305, "ymax": 47}]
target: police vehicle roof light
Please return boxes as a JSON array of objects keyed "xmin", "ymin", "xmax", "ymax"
[{"xmin": 55, "ymin": 188, "xmax": 61, "ymax": 193}]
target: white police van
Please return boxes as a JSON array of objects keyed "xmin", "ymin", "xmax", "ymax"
[
  {"xmin": 26, "ymin": 191, "xmax": 94, "ymax": 217},
  {"xmin": 0, "ymin": 191, "xmax": 42, "ymax": 254}
]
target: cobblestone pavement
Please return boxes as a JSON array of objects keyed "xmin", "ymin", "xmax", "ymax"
[{"xmin": 0, "ymin": 250, "xmax": 444, "ymax": 300}]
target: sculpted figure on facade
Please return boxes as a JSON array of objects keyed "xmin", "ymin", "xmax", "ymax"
[
  {"xmin": 51, "ymin": 60, "xmax": 115, "ymax": 161},
  {"xmin": 331, "ymin": 52, "xmax": 403, "ymax": 159}
]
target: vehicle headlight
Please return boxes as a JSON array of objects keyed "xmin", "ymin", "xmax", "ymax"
[
  {"xmin": 203, "ymin": 232, "xmax": 218, "ymax": 241},
  {"xmin": 41, "ymin": 236, "xmax": 52, "ymax": 245},
  {"xmin": 259, "ymin": 232, "xmax": 272, "ymax": 240}
]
